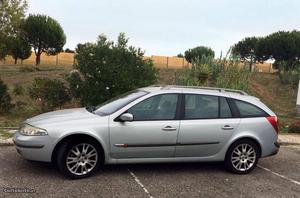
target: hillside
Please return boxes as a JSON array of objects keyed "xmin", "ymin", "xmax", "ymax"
[{"xmin": 0, "ymin": 66, "xmax": 297, "ymax": 131}]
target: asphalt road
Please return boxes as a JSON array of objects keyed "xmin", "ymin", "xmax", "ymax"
[{"xmin": 0, "ymin": 146, "xmax": 299, "ymax": 198}]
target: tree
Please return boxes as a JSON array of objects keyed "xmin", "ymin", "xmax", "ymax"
[
  {"xmin": 256, "ymin": 30, "xmax": 300, "ymax": 70},
  {"xmin": 74, "ymin": 33, "xmax": 157, "ymax": 106},
  {"xmin": 0, "ymin": 0, "xmax": 27, "ymax": 61},
  {"xmin": 184, "ymin": 46, "xmax": 215, "ymax": 63},
  {"xmin": 22, "ymin": 14, "xmax": 66, "ymax": 65},
  {"xmin": 232, "ymin": 37, "xmax": 260, "ymax": 71},
  {"xmin": 64, "ymin": 48, "xmax": 74, "ymax": 53},
  {"xmin": 9, "ymin": 36, "xmax": 31, "ymax": 64},
  {"xmin": 177, "ymin": 53, "xmax": 184, "ymax": 58}
]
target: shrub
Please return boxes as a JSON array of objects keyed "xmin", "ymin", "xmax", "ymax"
[
  {"xmin": 0, "ymin": 78, "xmax": 12, "ymax": 113},
  {"xmin": 13, "ymin": 83, "xmax": 24, "ymax": 96},
  {"xmin": 278, "ymin": 61, "xmax": 300, "ymax": 86},
  {"xmin": 19, "ymin": 66, "xmax": 40, "ymax": 72},
  {"xmin": 216, "ymin": 60, "xmax": 251, "ymax": 93},
  {"xmin": 74, "ymin": 33, "xmax": 157, "ymax": 106},
  {"xmin": 29, "ymin": 78, "xmax": 71, "ymax": 110},
  {"xmin": 65, "ymin": 70, "xmax": 83, "ymax": 99},
  {"xmin": 288, "ymin": 120, "xmax": 300, "ymax": 133}
]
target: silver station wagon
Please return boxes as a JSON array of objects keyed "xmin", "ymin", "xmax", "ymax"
[{"xmin": 13, "ymin": 85, "xmax": 280, "ymax": 179}]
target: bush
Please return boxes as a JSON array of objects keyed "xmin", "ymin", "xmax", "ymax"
[
  {"xmin": 288, "ymin": 120, "xmax": 300, "ymax": 133},
  {"xmin": 65, "ymin": 70, "xmax": 83, "ymax": 99},
  {"xmin": 278, "ymin": 61, "xmax": 300, "ymax": 86},
  {"xmin": 216, "ymin": 60, "xmax": 251, "ymax": 93},
  {"xmin": 177, "ymin": 56, "xmax": 213, "ymax": 86},
  {"xmin": 13, "ymin": 83, "xmax": 24, "ymax": 96},
  {"xmin": 176, "ymin": 52, "xmax": 250, "ymax": 92},
  {"xmin": 0, "ymin": 79, "xmax": 12, "ymax": 113},
  {"xmin": 74, "ymin": 33, "xmax": 157, "ymax": 106},
  {"xmin": 19, "ymin": 66, "xmax": 40, "ymax": 72},
  {"xmin": 29, "ymin": 78, "xmax": 71, "ymax": 110}
]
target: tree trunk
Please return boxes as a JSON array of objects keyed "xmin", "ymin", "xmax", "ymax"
[
  {"xmin": 14, "ymin": 58, "xmax": 17, "ymax": 64},
  {"xmin": 36, "ymin": 52, "xmax": 41, "ymax": 65}
]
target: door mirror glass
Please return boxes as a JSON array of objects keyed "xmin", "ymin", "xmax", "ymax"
[{"xmin": 119, "ymin": 113, "xmax": 134, "ymax": 122}]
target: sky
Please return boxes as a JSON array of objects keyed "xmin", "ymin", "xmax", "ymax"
[{"xmin": 28, "ymin": 0, "xmax": 300, "ymax": 57}]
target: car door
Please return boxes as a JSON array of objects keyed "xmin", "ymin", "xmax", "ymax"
[
  {"xmin": 175, "ymin": 94, "xmax": 241, "ymax": 157},
  {"xmin": 109, "ymin": 93, "xmax": 181, "ymax": 159}
]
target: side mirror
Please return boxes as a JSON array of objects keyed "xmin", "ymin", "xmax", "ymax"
[{"xmin": 119, "ymin": 113, "xmax": 133, "ymax": 122}]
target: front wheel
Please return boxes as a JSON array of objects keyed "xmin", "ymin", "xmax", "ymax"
[
  {"xmin": 56, "ymin": 140, "xmax": 102, "ymax": 179},
  {"xmin": 225, "ymin": 139, "xmax": 259, "ymax": 174}
]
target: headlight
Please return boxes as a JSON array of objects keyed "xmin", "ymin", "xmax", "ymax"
[{"xmin": 20, "ymin": 124, "xmax": 48, "ymax": 136}]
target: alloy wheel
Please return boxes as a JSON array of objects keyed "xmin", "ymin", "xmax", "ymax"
[{"xmin": 66, "ymin": 143, "xmax": 98, "ymax": 176}]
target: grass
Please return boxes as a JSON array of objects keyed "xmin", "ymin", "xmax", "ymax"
[
  {"xmin": 0, "ymin": 128, "xmax": 14, "ymax": 139},
  {"xmin": 0, "ymin": 65, "xmax": 298, "ymax": 133}
]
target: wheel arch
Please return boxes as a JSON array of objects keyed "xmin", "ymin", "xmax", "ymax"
[
  {"xmin": 226, "ymin": 136, "xmax": 262, "ymax": 158},
  {"xmin": 51, "ymin": 133, "xmax": 106, "ymax": 164}
]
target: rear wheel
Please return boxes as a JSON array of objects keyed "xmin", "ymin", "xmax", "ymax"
[
  {"xmin": 225, "ymin": 139, "xmax": 259, "ymax": 174},
  {"xmin": 56, "ymin": 139, "xmax": 102, "ymax": 179}
]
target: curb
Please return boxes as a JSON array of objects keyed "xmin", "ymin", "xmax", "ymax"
[
  {"xmin": 279, "ymin": 141, "xmax": 300, "ymax": 146},
  {"xmin": 0, "ymin": 138, "xmax": 14, "ymax": 146}
]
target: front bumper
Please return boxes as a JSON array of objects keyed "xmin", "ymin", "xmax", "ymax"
[{"xmin": 13, "ymin": 131, "xmax": 53, "ymax": 162}]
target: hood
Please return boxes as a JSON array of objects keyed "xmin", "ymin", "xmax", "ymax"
[{"xmin": 25, "ymin": 108, "xmax": 98, "ymax": 127}]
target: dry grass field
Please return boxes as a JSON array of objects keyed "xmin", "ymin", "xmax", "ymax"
[{"xmin": 1, "ymin": 52, "xmax": 277, "ymax": 73}]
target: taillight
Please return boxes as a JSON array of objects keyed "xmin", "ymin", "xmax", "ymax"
[{"xmin": 266, "ymin": 116, "xmax": 279, "ymax": 134}]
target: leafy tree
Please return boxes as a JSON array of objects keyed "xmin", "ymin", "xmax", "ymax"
[
  {"xmin": 256, "ymin": 30, "xmax": 300, "ymax": 70},
  {"xmin": 0, "ymin": 0, "xmax": 27, "ymax": 60},
  {"xmin": 0, "ymin": 40, "xmax": 9, "ymax": 61},
  {"xmin": 64, "ymin": 48, "xmax": 74, "ymax": 53},
  {"xmin": 22, "ymin": 14, "xmax": 66, "ymax": 65},
  {"xmin": 74, "ymin": 33, "xmax": 158, "ymax": 106},
  {"xmin": 9, "ymin": 36, "xmax": 31, "ymax": 64},
  {"xmin": 0, "ymin": 78, "xmax": 12, "ymax": 113},
  {"xmin": 177, "ymin": 53, "xmax": 184, "ymax": 58},
  {"xmin": 232, "ymin": 37, "xmax": 259, "ymax": 71},
  {"xmin": 184, "ymin": 46, "xmax": 215, "ymax": 63},
  {"xmin": 29, "ymin": 78, "xmax": 71, "ymax": 109}
]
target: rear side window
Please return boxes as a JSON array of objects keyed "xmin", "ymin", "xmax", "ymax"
[
  {"xmin": 220, "ymin": 97, "xmax": 232, "ymax": 118},
  {"xmin": 185, "ymin": 94, "xmax": 219, "ymax": 119},
  {"xmin": 234, "ymin": 100, "xmax": 267, "ymax": 117}
]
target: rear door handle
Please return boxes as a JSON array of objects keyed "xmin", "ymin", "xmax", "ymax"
[
  {"xmin": 222, "ymin": 125, "xmax": 234, "ymax": 130},
  {"xmin": 162, "ymin": 126, "xmax": 177, "ymax": 131}
]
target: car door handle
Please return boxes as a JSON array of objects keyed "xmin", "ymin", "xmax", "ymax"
[
  {"xmin": 222, "ymin": 125, "xmax": 234, "ymax": 130},
  {"xmin": 162, "ymin": 126, "xmax": 177, "ymax": 131}
]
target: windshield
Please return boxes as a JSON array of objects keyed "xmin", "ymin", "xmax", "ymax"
[{"xmin": 94, "ymin": 90, "xmax": 148, "ymax": 116}]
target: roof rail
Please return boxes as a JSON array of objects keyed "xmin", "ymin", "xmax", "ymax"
[{"xmin": 150, "ymin": 84, "xmax": 248, "ymax": 95}]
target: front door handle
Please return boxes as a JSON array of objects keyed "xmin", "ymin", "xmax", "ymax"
[
  {"xmin": 222, "ymin": 125, "xmax": 234, "ymax": 130},
  {"xmin": 162, "ymin": 126, "xmax": 177, "ymax": 131}
]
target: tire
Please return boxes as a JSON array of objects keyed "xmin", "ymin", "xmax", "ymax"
[
  {"xmin": 56, "ymin": 138, "xmax": 102, "ymax": 179},
  {"xmin": 224, "ymin": 139, "xmax": 259, "ymax": 174}
]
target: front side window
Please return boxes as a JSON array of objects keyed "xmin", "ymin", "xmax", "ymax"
[
  {"xmin": 185, "ymin": 94, "xmax": 219, "ymax": 119},
  {"xmin": 128, "ymin": 94, "xmax": 178, "ymax": 121},
  {"xmin": 234, "ymin": 100, "xmax": 267, "ymax": 117}
]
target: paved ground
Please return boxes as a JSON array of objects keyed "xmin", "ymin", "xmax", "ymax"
[{"xmin": 0, "ymin": 146, "xmax": 299, "ymax": 198}]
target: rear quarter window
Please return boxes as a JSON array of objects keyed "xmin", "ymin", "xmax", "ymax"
[{"xmin": 234, "ymin": 99, "xmax": 268, "ymax": 117}]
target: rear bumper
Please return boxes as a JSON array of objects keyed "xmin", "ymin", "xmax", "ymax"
[{"xmin": 263, "ymin": 141, "xmax": 280, "ymax": 157}]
